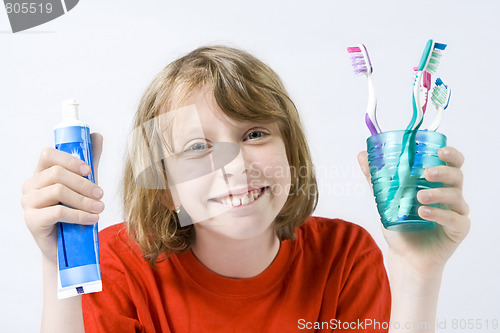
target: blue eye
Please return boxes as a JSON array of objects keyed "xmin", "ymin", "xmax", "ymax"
[
  {"xmin": 189, "ymin": 142, "xmax": 211, "ymax": 151},
  {"xmin": 246, "ymin": 131, "xmax": 264, "ymax": 140}
]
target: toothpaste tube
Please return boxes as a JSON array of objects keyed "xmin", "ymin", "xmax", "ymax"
[{"xmin": 54, "ymin": 99, "xmax": 101, "ymax": 299}]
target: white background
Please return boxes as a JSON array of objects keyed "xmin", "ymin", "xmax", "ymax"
[{"xmin": 1, "ymin": 0, "xmax": 499, "ymax": 331}]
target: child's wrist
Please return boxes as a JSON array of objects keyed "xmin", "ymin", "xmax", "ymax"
[
  {"xmin": 388, "ymin": 250, "xmax": 443, "ymax": 332},
  {"xmin": 388, "ymin": 249, "xmax": 444, "ymax": 283}
]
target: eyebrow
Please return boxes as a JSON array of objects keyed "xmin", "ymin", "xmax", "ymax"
[{"xmin": 169, "ymin": 123, "xmax": 207, "ymax": 153}]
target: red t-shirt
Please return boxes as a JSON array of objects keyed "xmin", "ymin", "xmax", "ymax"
[{"xmin": 82, "ymin": 216, "xmax": 391, "ymax": 332}]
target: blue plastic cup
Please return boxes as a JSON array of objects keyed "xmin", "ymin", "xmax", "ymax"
[{"xmin": 366, "ymin": 130, "xmax": 447, "ymax": 231}]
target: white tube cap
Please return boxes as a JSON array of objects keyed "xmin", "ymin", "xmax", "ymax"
[{"xmin": 62, "ymin": 99, "xmax": 80, "ymax": 122}]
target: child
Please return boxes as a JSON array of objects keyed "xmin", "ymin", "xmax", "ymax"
[{"xmin": 22, "ymin": 45, "xmax": 470, "ymax": 333}]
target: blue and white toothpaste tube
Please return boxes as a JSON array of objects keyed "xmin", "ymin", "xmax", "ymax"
[{"xmin": 54, "ymin": 99, "xmax": 101, "ymax": 299}]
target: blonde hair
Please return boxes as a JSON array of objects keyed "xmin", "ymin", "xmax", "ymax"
[{"xmin": 123, "ymin": 45, "xmax": 318, "ymax": 263}]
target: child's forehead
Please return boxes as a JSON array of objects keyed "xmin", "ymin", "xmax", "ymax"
[
  {"xmin": 166, "ymin": 86, "xmax": 226, "ymax": 123},
  {"xmin": 162, "ymin": 103, "xmax": 276, "ymax": 135},
  {"xmin": 157, "ymin": 85, "xmax": 282, "ymax": 143}
]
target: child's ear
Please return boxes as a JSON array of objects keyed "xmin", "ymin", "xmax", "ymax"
[{"xmin": 158, "ymin": 187, "xmax": 181, "ymax": 211}]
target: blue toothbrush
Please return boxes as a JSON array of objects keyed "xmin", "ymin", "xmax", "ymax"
[{"xmin": 427, "ymin": 78, "xmax": 451, "ymax": 131}]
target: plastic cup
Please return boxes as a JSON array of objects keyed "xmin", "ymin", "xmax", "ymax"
[{"xmin": 366, "ymin": 130, "xmax": 447, "ymax": 231}]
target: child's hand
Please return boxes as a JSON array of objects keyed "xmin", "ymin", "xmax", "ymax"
[
  {"xmin": 21, "ymin": 133, "xmax": 104, "ymax": 266},
  {"xmin": 358, "ymin": 147, "xmax": 470, "ymax": 278}
]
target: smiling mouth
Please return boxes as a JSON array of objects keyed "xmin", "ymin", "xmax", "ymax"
[{"xmin": 209, "ymin": 187, "xmax": 268, "ymax": 208}]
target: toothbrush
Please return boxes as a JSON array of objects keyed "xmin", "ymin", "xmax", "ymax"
[
  {"xmin": 347, "ymin": 44, "xmax": 381, "ymax": 135},
  {"xmin": 427, "ymin": 78, "xmax": 451, "ymax": 131},
  {"xmin": 396, "ymin": 66, "xmax": 430, "ymax": 222},
  {"xmin": 388, "ymin": 40, "xmax": 447, "ymax": 222},
  {"xmin": 413, "ymin": 67, "xmax": 432, "ymax": 115},
  {"xmin": 393, "ymin": 70, "xmax": 433, "ymax": 221},
  {"xmin": 409, "ymin": 40, "xmax": 447, "ymax": 131}
]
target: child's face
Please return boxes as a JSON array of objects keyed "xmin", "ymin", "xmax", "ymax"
[{"xmin": 164, "ymin": 86, "xmax": 291, "ymax": 240}]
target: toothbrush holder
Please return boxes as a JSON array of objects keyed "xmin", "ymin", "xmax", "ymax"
[{"xmin": 366, "ymin": 130, "xmax": 447, "ymax": 231}]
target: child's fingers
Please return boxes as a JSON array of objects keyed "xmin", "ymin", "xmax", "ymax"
[
  {"xmin": 24, "ymin": 205, "xmax": 100, "ymax": 233},
  {"xmin": 35, "ymin": 147, "xmax": 91, "ymax": 176},
  {"xmin": 22, "ymin": 184, "xmax": 104, "ymax": 214},
  {"xmin": 22, "ymin": 165, "xmax": 103, "ymax": 199},
  {"xmin": 438, "ymin": 146, "xmax": 465, "ymax": 168},
  {"xmin": 417, "ymin": 188, "xmax": 469, "ymax": 216},
  {"xmin": 357, "ymin": 151, "xmax": 371, "ymax": 183},
  {"xmin": 418, "ymin": 206, "xmax": 470, "ymax": 243},
  {"xmin": 424, "ymin": 165, "xmax": 464, "ymax": 189}
]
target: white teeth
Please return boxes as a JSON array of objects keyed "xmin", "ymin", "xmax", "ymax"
[
  {"xmin": 232, "ymin": 197, "xmax": 241, "ymax": 206},
  {"xmin": 241, "ymin": 194, "xmax": 249, "ymax": 205},
  {"xmin": 217, "ymin": 188, "xmax": 264, "ymax": 207}
]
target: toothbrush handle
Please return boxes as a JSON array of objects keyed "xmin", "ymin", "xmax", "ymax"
[
  {"xmin": 427, "ymin": 106, "xmax": 444, "ymax": 131},
  {"xmin": 366, "ymin": 75, "xmax": 381, "ymax": 135},
  {"xmin": 365, "ymin": 113, "xmax": 379, "ymax": 136}
]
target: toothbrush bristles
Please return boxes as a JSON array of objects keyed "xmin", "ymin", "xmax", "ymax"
[
  {"xmin": 434, "ymin": 42, "xmax": 447, "ymax": 50},
  {"xmin": 347, "ymin": 44, "xmax": 372, "ymax": 75},
  {"xmin": 431, "ymin": 80, "xmax": 450, "ymax": 109},
  {"xmin": 347, "ymin": 46, "xmax": 361, "ymax": 53},
  {"xmin": 426, "ymin": 43, "xmax": 447, "ymax": 74}
]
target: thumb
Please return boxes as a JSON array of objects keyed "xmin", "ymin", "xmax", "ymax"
[
  {"xmin": 90, "ymin": 133, "xmax": 103, "ymax": 185},
  {"xmin": 357, "ymin": 151, "xmax": 372, "ymax": 189}
]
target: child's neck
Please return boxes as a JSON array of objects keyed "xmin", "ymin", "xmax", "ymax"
[{"xmin": 190, "ymin": 229, "xmax": 280, "ymax": 279}]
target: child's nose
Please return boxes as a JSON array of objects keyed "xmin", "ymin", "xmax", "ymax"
[{"xmin": 220, "ymin": 150, "xmax": 247, "ymax": 179}]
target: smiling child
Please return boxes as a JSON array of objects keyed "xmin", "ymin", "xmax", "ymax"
[{"xmin": 22, "ymin": 45, "xmax": 470, "ymax": 333}]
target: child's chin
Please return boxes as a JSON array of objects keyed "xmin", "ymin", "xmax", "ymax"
[{"xmin": 207, "ymin": 224, "xmax": 273, "ymax": 241}]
